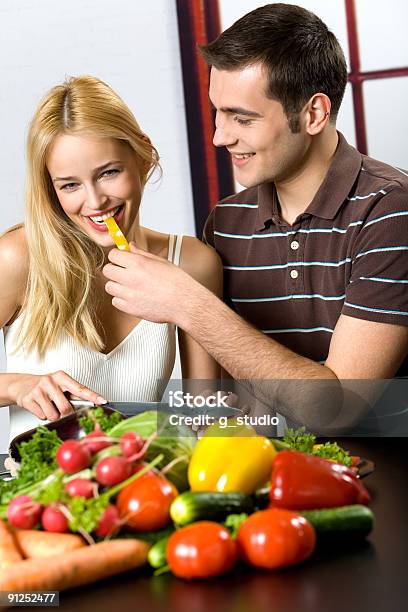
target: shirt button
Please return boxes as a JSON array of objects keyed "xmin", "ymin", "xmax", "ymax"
[
  {"xmin": 290, "ymin": 269, "xmax": 299, "ymax": 279},
  {"xmin": 290, "ymin": 240, "xmax": 300, "ymax": 250}
]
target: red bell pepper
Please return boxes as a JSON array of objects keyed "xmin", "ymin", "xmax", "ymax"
[{"xmin": 269, "ymin": 450, "xmax": 370, "ymax": 510}]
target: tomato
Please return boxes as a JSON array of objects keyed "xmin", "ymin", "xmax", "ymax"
[
  {"xmin": 116, "ymin": 473, "xmax": 177, "ymax": 531},
  {"xmin": 237, "ymin": 508, "xmax": 316, "ymax": 570},
  {"xmin": 167, "ymin": 521, "xmax": 237, "ymax": 580}
]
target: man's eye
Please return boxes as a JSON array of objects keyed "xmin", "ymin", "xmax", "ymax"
[{"xmin": 234, "ymin": 117, "xmax": 252, "ymax": 126}]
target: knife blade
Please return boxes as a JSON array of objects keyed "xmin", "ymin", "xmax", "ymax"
[{"xmin": 69, "ymin": 400, "xmax": 243, "ymax": 418}]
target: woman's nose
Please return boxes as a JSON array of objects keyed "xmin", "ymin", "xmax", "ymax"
[{"xmin": 85, "ymin": 184, "xmax": 108, "ymax": 209}]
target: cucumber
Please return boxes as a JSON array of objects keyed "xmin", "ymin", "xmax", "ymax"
[
  {"xmin": 170, "ymin": 491, "xmax": 254, "ymax": 526},
  {"xmin": 148, "ymin": 536, "xmax": 170, "ymax": 569},
  {"xmin": 270, "ymin": 438, "xmax": 291, "ymax": 451},
  {"xmin": 300, "ymin": 505, "xmax": 374, "ymax": 537},
  {"xmin": 120, "ymin": 526, "xmax": 174, "ymax": 545},
  {"xmin": 252, "ymin": 486, "xmax": 270, "ymax": 510}
]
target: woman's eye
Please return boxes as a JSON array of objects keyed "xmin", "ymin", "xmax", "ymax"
[
  {"xmin": 61, "ymin": 182, "xmax": 78, "ymax": 191},
  {"xmin": 234, "ymin": 117, "xmax": 252, "ymax": 126},
  {"xmin": 101, "ymin": 168, "xmax": 120, "ymax": 178}
]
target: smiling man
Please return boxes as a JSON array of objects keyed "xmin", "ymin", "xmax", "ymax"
[{"xmin": 103, "ymin": 4, "xmax": 408, "ymax": 431}]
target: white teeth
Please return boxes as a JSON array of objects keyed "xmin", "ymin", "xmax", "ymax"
[
  {"xmin": 89, "ymin": 205, "xmax": 121, "ymax": 223},
  {"xmin": 234, "ymin": 153, "xmax": 254, "ymax": 160}
]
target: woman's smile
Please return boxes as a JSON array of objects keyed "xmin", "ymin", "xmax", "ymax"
[{"xmin": 82, "ymin": 203, "xmax": 126, "ymax": 233}]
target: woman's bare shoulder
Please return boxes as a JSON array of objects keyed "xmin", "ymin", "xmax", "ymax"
[
  {"xmin": 178, "ymin": 235, "xmax": 223, "ymax": 294},
  {"xmin": 0, "ymin": 225, "xmax": 29, "ymax": 276},
  {"xmin": 0, "ymin": 226, "xmax": 29, "ymax": 320}
]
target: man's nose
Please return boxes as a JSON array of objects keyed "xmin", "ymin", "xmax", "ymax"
[
  {"xmin": 85, "ymin": 184, "xmax": 108, "ymax": 209},
  {"xmin": 212, "ymin": 115, "xmax": 237, "ymax": 148}
]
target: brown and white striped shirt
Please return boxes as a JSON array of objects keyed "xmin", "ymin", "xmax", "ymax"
[{"xmin": 203, "ymin": 132, "xmax": 408, "ymax": 376}]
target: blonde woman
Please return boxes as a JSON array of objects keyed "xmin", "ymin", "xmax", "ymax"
[{"xmin": 0, "ymin": 76, "xmax": 222, "ymax": 443}]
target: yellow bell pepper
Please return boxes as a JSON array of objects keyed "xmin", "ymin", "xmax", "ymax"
[
  {"xmin": 104, "ymin": 217, "xmax": 130, "ymax": 251},
  {"xmin": 188, "ymin": 421, "xmax": 277, "ymax": 494}
]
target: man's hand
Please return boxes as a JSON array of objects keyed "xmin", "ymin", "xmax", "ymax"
[{"xmin": 103, "ymin": 243, "xmax": 195, "ymax": 324}]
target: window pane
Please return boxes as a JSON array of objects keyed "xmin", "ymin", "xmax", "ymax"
[
  {"xmin": 364, "ymin": 77, "xmax": 408, "ymax": 168},
  {"xmin": 355, "ymin": 0, "xmax": 408, "ymax": 71}
]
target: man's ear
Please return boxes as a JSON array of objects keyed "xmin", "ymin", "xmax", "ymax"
[{"xmin": 305, "ymin": 93, "xmax": 332, "ymax": 135}]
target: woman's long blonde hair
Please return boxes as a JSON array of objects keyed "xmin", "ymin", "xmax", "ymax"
[{"xmin": 15, "ymin": 75, "xmax": 159, "ymax": 358}]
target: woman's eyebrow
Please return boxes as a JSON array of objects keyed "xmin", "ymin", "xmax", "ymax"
[
  {"xmin": 52, "ymin": 160, "xmax": 122, "ymax": 182},
  {"xmin": 52, "ymin": 174, "xmax": 77, "ymax": 183}
]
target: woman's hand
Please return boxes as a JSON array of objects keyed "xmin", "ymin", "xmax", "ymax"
[{"xmin": 7, "ymin": 371, "xmax": 107, "ymax": 421}]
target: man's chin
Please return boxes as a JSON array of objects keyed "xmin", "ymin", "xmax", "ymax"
[{"xmin": 234, "ymin": 174, "xmax": 263, "ymax": 190}]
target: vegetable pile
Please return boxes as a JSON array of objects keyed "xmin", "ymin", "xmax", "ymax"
[{"xmin": 0, "ymin": 409, "xmax": 374, "ymax": 589}]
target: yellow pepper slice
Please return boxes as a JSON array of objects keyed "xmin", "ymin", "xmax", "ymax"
[
  {"xmin": 188, "ymin": 420, "xmax": 277, "ymax": 494},
  {"xmin": 104, "ymin": 217, "xmax": 130, "ymax": 251}
]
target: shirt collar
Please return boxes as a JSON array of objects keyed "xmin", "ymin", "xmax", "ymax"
[{"xmin": 255, "ymin": 132, "xmax": 363, "ymax": 230}]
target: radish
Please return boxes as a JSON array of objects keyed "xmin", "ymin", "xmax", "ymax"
[
  {"xmin": 132, "ymin": 462, "xmax": 154, "ymax": 477},
  {"xmin": 7, "ymin": 495, "xmax": 43, "ymax": 529},
  {"xmin": 120, "ymin": 432, "xmax": 144, "ymax": 458},
  {"xmin": 95, "ymin": 456, "xmax": 132, "ymax": 487},
  {"xmin": 56, "ymin": 440, "xmax": 91, "ymax": 474},
  {"xmin": 82, "ymin": 424, "xmax": 112, "ymax": 455},
  {"xmin": 64, "ymin": 478, "xmax": 97, "ymax": 499},
  {"xmin": 95, "ymin": 431, "xmax": 157, "ymax": 486},
  {"xmin": 42, "ymin": 505, "xmax": 69, "ymax": 533},
  {"xmin": 94, "ymin": 505, "xmax": 121, "ymax": 537}
]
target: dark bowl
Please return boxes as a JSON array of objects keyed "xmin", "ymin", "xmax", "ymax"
[
  {"xmin": 8, "ymin": 405, "xmax": 121, "ymax": 462},
  {"xmin": 356, "ymin": 457, "xmax": 375, "ymax": 478}
]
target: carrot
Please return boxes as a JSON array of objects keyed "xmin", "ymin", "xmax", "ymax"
[
  {"xmin": 13, "ymin": 529, "xmax": 86, "ymax": 559},
  {"xmin": 0, "ymin": 538, "xmax": 149, "ymax": 592},
  {"xmin": 0, "ymin": 518, "xmax": 23, "ymax": 568}
]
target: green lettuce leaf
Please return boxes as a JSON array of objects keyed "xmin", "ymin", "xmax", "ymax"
[{"xmin": 108, "ymin": 411, "xmax": 196, "ymax": 492}]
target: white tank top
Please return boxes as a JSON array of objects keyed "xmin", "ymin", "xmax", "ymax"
[{"xmin": 4, "ymin": 234, "xmax": 183, "ymax": 443}]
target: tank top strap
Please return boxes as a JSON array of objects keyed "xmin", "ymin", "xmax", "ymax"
[
  {"xmin": 167, "ymin": 234, "xmax": 175, "ymax": 263},
  {"xmin": 167, "ymin": 234, "xmax": 183, "ymax": 267},
  {"xmin": 173, "ymin": 235, "xmax": 183, "ymax": 267}
]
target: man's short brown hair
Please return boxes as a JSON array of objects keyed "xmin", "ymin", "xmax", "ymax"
[{"xmin": 200, "ymin": 3, "xmax": 348, "ymax": 132}]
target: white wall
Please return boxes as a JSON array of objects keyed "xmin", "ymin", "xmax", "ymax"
[{"xmin": 0, "ymin": 0, "xmax": 192, "ymax": 452}]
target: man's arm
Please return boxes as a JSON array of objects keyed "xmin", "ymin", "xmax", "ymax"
[
  {"xmin": 176, "ymin": 279, "xmax": 408, "ymax": 428},
  {"xmin": 103, "ymin": 246, "xmax": 406, "ymax": 428}
]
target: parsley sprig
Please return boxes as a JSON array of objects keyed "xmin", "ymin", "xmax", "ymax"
[
  {"xmin": 79, "ymin": 407, "xmax": 123, "ymax": 435},
  {"xmin": 313, "ymin": 441, "xmax": 353, "ymax": 467},
  {"xmin": 283, "ymin": 427, "xmax": 316, "ymax": 453},
  {"xmin": 0, "ymin": 427, "xmax": 62, "ymax": 505},
  {"xmin": 282, "ymin": 427, "xmax": 352, "ymax": 466}
]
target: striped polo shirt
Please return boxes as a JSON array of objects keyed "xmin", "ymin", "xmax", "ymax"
[{"xmin": 203, "ymin": 132, "xmax": 408, "ymax": 376}]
